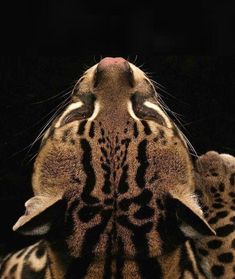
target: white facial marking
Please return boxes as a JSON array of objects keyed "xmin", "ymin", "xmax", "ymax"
[
  {"xmin": 127, "ymin": 100, "xmax": 140, "ymax": 121},
  {"xmin": 29, "ymin": 245, "xmax": 47, "ymax": 271},
  {"xmin": 144, "ymin": 101, "xmax": 172, "ymax": 128},
  {"xmin": 129, "ymin": 63, "xmax": 149, "ymax": 83},
  {"xmin": 55, "ymin": 101, "xmax": 83, "ymax": 128},
  {"xmin": 88, "ymin": 101, "xmax": 100, "ymax": 121}
]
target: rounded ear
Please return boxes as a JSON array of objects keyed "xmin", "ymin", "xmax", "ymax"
[
  {"xmin": 13, "ymin": 195, "xmax": 65, "ymax": 236},
  {"xmin": 170, "ymin": 192, "xmax": 216, "ymax": 239}
]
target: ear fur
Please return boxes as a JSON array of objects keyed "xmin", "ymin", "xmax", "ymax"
[
  {"xmin": 13, "ymin": 195, "xmax": 65, "ymax": 236},
  {"xmin": 170, "ymin": 192, "xmax": 215, "ymax": 238}
]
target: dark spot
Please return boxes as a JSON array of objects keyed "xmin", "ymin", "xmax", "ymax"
[
  {"xmin": 124, "ymin": 128, "xmax": 128, "ymax": 133},
  {"xmin": 36, "ymin": 245, "xmax": 46, "ymax": 258},
  {"xmin": 213, "ymin": 203, "xmax": 224, "ymax": 209},
  {"xmin": 230, "ymin": 173, "xmax": 235, "ymax": 186},
  {"xmin": 133, "ymin": 189, "xmax": 153, "ymax": 205},
  {"xmin": 217, "ymin": 211, "xmax": 228, "ymax": 219},
  {"xmin": 70, "ymin": 174, "xmax": 81, "ymax": 185},
  {"xmin": 231, "ymin": 206, "xmax": 235, "ymax": 210},
  {"xmin": 119, "ymin": 199, "xmax": 131, "ymax": 211},
  {"xmin": 156, "ymin": 199, "xmax": 164, "ymax": 210},
  {"xmin": 101, "ymin": 128, "xmax": 105, "ymax": 136},
  {"xmin": 62, "ymin": 129, "xmax": 71, "ymax": 142},
  {"xmin": 9, "ymin": 264, "xmax": 17, "ymax": 274},
  {"xmin": 210, "ymin": 168, "xmax": 218, "ymax": 176},
  {"xmin": 215, "ymin": 198, "xmax": 223, "ymax": 203},
  {"xmin": 198, "ymin": 248, "xmax": 208, "ymax": 256},
  {"xmin": 159, "ymin": 129, "xmax": 165, "ymax": 138},
  {"xmin": 208, "ymin": 216, "xmax": 219, "ymax": 224},
  {"xmin": 218, "ymin": 252, "xmax": 233, "ymax": 263},
  {"xmin": 153, "ymin": 137, "xmax": 159, "ymax": 142},
  {"xmin": 149, "ymin": 172, "xmax": 159, "ymax": 184},
  {"xmin": 70, "ymin": 139, "xmax": 75, "ymax": 145},
  {"xmin": 230, "ymin": 216, "xmax": 235, "ymax": 223},
  {"xmin": 202, "ymin": 205, "xmax": 209, "ymax": 212},
  {"xmin": 214, "ymin": 193, "xmax": 221, "ymax": 198},
  {"xmin": 210, "ymin": 186, "xmax": 217, "ymax": 193},
  {"xmin": 211, "ymin": 265, "xmax": 224, "ymax": 277},
  {"xmin": 207, "ymin": 239, "xmax": 223, "ymax": 249},
  {"xmin": 100, "ymin": 147, "xmax": 108, "ymax": 158},
  {"xmin": 98, "ymin": 138, "xmax": 105, "ymax": 144},
  {"xmin": 78, "ymin": 205, "xmax": 102, "ymax": 223},
  {"xmin": 104, "ymin": 199, "xmax": 113, "ymax": 206},
  {"xmin": 134, "ymin": 206, "xmax": 154, "ymax": 220},
  {"xmin": 219, "ymin": 183, "xmax": 225, "ymax": 192},
  {"xmin": 229, "ymin": 192, "xmax": 235, "ymax": 198},
  {"xmin": 231, "ymin": 239, "xmax": 235, "ymax": 249},
  {"xmin": 216, "ymin": 224, "xmax": 235, "ymax": 237},
  {"xmin": 195, "ymin": 189, "xmax": 203, "ymax": 198}
]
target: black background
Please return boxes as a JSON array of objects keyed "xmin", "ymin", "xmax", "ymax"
[{"xmin": 0, "ymin": 2, "xmax": 235, "ymax": 254}]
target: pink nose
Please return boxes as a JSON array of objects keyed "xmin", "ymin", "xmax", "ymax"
[{"xmin": 97, "ymin": 57, "xmax": 129, "ymax": 71}]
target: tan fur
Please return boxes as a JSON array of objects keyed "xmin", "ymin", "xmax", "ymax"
[{"xmin": 1, "ymin": 58, "xmax": 233, "ymax": 278}]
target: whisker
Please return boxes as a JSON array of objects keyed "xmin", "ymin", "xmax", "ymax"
[
  {"xmin": 150, "ymin": 80, "xmax": 198, "ymax": 159},
  {"xmin": 31, "ymin": 86, "xmax": 73, "ymax": 105},
  {"xmin": 25, "ymin": 96, "xmax": 71, "ymax": 159}
]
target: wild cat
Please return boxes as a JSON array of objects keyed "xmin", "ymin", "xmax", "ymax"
[{"xmin": 1, "ymin": 58, "xmax": 234, "ymax": 279}]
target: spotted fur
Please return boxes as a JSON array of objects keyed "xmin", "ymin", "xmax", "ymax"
[
  {"xmin": 193, "ymin": 151, "xmax": 235, "ymax": 278},
  {"xmin": 0, "ymin": 58, "xmax": 233, "ymax": 278}
]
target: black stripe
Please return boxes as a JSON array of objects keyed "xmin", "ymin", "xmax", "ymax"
[
  {"xmin": 118, "ymin": 164, "xmax": 129, "ymax": 193},
  {"xmin": 101, "ymin": 163, "xmax": 111, "ymax": 194},
  {"xmin": 0, "ymin": 253, "xmax": 13, "ymax": 277},
  {"xmin": 133, "ymin": 122, "xmax": 139, "ymax": 138},
  {"xmin": 136, "ymin": 257, "xmax": 162, "ymax": 279},
  {"xmin": 115, "ymin": 237, "xmax": 124, "ymax": 279},
  {"xmin": 66, "ymin": 210, "xmax": 112, "ymax": 279},
  {"xmin": 141, "ymin": 120, "xmax": 152, "ymax": 135},
  {"xmin": 103, "ymin": 233, "xmax": 112, "ymax": 279},
  {"xmin": 136, "ymin": 140, "xmax": 149, "ymax": 188},
  {"xmin": 80, "ymin": 139, "xmax": 99, "ymax": 204},
  {"xmin": 77, "ymin": 120, "xmax": 87, "ymax": 135},
  {"xmin": 89, "ymin": 121, "xmax": 95, "ymax": 138}
]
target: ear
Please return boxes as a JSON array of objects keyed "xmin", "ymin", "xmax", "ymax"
[
  {"xmin": 13, "ymin": 195, "xmax": 65, "ymax": 236},
  {"xmin": 170, "ymin": 192, "xmax": 216, "ymax": 239}
]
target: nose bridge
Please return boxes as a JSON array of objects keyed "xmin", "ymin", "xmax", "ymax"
[
  {"xmin": 97, "ymin": 57, "xmax": 128, "ymax": 70},
  {"xmin": 95, "ymin": 57, "xmax": 133, "ymax": 87}
]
